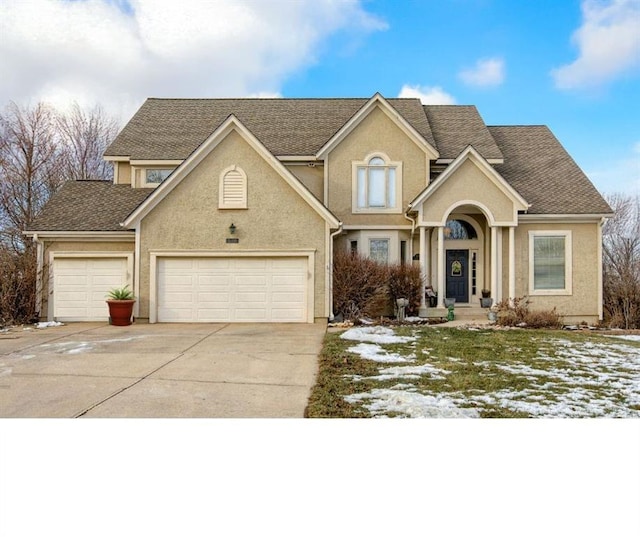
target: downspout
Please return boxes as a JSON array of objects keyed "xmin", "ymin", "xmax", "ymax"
[
  {"xmin": 32, "ymin": 233, "xmax": 44, "ymax": 320},
  {"xmin": 329, "ymin": 222, "xmax": 344, "ymax": 321},
  {"xmin": 597, "ymin": 217, "xmax": 606, "ymax": 321},
  {"xmin": 403, "ymin": 204, "xmax": 416, "ymax": 262}
]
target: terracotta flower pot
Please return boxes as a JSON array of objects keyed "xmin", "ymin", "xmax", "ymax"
[{"xmin": 106, "ymin": 299, "xmax": 135, "ymax": 326}]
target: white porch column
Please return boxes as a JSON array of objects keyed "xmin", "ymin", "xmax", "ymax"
[
  {"xmin": 419, "ymin": 226, "xmax": 427, "ymax": 316},
  {"xmin": 437, "ymin": 226, "xmax": 445, "ymax": 308},
  {"xmin": 508, "ymin": 226, "xmax": 516, "ymax": 305},
  {"xmin": 490, "ymin": 225, "xmax": 498, "ymax": 302}
]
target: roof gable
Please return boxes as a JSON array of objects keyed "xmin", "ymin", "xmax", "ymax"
[
  {"xmin": 123, "ymin": 115, "xmax": 340, "ymax": 228},
  {"xmin": 315, "ymin": 93, "xmax": 439, "ymax": 159},
  {"xmin": 411, "ymin": 145, "xmax": 529, "ymax": 221}
]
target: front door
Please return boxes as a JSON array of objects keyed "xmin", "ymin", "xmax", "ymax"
[{"xmin": 446, "ymin": 249, "xmax": 469, "ymax": 303}]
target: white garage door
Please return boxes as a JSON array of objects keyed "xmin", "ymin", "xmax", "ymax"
[
  {"xmin": 157, "ymin": 257, "xmax": 308, "ymax": 323},
  {"xmin": 53, "ymin": 257, "xmax": 129, "ymax": 321}
]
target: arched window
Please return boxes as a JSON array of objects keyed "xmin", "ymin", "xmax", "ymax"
[
  {"xmin": 444, "ymin": 219, "xmax": 478, "ymax": 240},
  {"xmin": 219, "ymin": 165, "xmax": 247, "ymax": 209},
  {"xmin": 353, "ymin": 153, "xmax": 402, "ymax": 213}
]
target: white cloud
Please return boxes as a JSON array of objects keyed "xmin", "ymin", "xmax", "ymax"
[
  {"xmin": 552, "ymin": 0, "xmax": 640, "ymax": 90},
  {"xmin": 0, "ymin": 0, "xmax": 386, "ymax": 120},
  {"xmin": 397, "ymin": 84, "xmax": 456, "ymax": 104},
  {"xmin": 458, "ymin": 57, "xmax": 505, "ymax": 87}
]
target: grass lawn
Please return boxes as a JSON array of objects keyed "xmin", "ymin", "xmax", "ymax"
[{"xmin": 306, "ymin": 325, "xmax": 640, "ymax": 418}]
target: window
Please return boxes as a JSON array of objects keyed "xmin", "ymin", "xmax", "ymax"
[
  {"xmin": 145, "ymin": 168, "xmax": 174, "ymax": 184},
  {"xmin": 353, "ymin": 154, "xmax": 402, "ymax": 213},
  {"xmin": 350, "ymin": 240, "xmax": 358, "ymax": 255},
  {"xmin": 529, "ymin": 231, "xmax": 572, "ymax": 295},
  {"xmin": 219, "ymin": 166, "xmax": 247, "ymax": 209},
  {"xmin": 369, "ymin": 238, "xmax": 390, "ymax": 264},
  {"xmin": 444, "ymin": 219, "xmax": 477, "ymax": 240}
]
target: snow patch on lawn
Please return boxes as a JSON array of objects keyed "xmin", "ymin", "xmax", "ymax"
[
  {"xmin": 607, "ymin": 335, "xmax": 640, "ymax": 342},
  {"xmin": 371, "ymin": 363, "xmax": 450, "ymax": 381},
  {"xmin": 341, "ymin": 326, "xmax": 416, "ymax": 344},
  {"xmin": 347, "ymin": 343, "xmax": 415, "ymax": 363},
  {"xmin": 345, "ymin": 389, "xmax": 480, "ymax": 418},
  {"xmin": 341, "ymin": 326, "xmax": 640, "ymax": 418}
]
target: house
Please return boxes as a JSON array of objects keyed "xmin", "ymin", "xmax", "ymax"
[{"xmin": 25, "ymin": 94, "xmax": 613, "ymax": 324}]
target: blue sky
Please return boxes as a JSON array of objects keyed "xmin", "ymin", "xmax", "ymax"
[{"xmin": 1, "ymin": 0, "xmax": 638, "ymax": 194}]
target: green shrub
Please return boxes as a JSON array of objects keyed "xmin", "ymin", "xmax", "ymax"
[{"xmin": 106, "ymin": 285, "xmax": 134, "ymax": 300}]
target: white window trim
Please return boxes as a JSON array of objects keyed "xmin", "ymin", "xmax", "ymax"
[
  {"xmin": 352, "ymin": 152, "xmax": 403, "ymax": 214},
  {"xmin": 134, "ymin": 166, "xmax": 176, "ymax": 188},
  {"xmin": 528, "ymin": 230, "xmax": 572, "ymax": 296},
  {"xmin": 219, "ymin": 165, "xmax": 248, "ymax": 209}
]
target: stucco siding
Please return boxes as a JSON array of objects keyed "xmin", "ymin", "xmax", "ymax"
[
  {"xmin": 115, "ymin": 162, "xmax": 131, "ymax": 185},
  {"xmin": 138, "ymin": 130, "xmax": 327, "ymax": 319},
  {"xmin": 422, "ymin": 160, "xmax": 515, "ymax": 224},
  {"xmin": 327, "ymin": 106, "xmax": 428, "ymax": 226},
  {"xmin": 514, "ymin": 222, "xmax": 601, "ymax": 322},
  {"xmin": 286, "ymin": 164, "xmax": 324, "ymax": 203}
]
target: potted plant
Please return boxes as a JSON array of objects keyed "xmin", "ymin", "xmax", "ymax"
[
  {"xmin": 106, "ymin": 285, "xmax": 135, "ymax": 326},
  {"xmin": 480, "ymin": 289, "xmax": 493, "ymax": 308}
]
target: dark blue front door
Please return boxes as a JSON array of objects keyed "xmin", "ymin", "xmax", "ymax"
[{"xmin": 446, "ymin": 249, "xmax": 469, "ymax": 303}]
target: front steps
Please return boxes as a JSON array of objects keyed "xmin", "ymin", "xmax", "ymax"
[{"xmin": 423, "ymin": 305, "xmax": 490, "ymax": 322}]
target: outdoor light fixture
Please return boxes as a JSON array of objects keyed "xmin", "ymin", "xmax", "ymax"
[{"xmin": 229, "ymin": 223, "xmax": 236, "ymax": 234}]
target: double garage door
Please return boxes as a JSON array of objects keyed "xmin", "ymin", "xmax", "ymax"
[{"xmin": 157, "ymin": 257, "xmax": 309, "ymax": 323}]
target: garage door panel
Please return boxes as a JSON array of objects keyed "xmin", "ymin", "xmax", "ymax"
[
  {"xmin": 53, "ymin": 257, "xmax": 128, "ymax": 321},
  {"xmin": 196, "ymin": 310, "xmax": 231, "ymax": 322},
  {"xmin": 271, "ymin": 293, "xmax": 304, "ymax": 303},
  {"xmin": 198, "ymin": 258, "xmax": 231, "ymax": 270},
  {"xmin": 157, "ymin": 256, "xmax": 308, "ymax": 323},
  {"xmin": 198, "ymin": 274, "xmax": 230, "ymax": 286}
]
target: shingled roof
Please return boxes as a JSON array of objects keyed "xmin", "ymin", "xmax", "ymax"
[
  {"xmin": 29, "ymin": 98, "xmax": 610, "ymax": 233},
  {"xmin": 105, "ymin": 97, "xmax": 437, "ymax": 160},
  {"xmin": 489, "ymin": 125, "xmax": 612, "ymax": 215},
  {"xmin": 26, "ymin": 181, "xmax": 154, "ymax": 231},
  {"xmin": 424, "ymin": 105, "xmax": 503, "ymax": 161}
]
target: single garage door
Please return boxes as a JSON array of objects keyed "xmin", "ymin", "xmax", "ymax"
[
  {"xmin": 53, "ymin": 257, "xmax": 129, "ymax": 321},
  {"xmin": 157, "ymin": 257, "xmax": 308, "ymax": 323}
]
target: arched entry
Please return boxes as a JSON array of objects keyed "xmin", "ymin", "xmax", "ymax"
[{"xmin": 430, "ymin": 214, "xmax": 485, "ymax": 305}]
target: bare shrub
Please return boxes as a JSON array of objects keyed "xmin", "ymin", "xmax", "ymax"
[
  {"xmin": 0, "ymin": 246, "xmax": 38, "ymax": 325},
  {"xmin": 387, "ymin": 262, "xmax": 423, "ymax": 316},
  {"xmin": 495, "ymin": 296, "xmax": 563, "ymax": 329},
  {"xmin": 333, "ymin": 249, "xmax": 390, "ymax": 320},
  {"xmin": 603, "ymin": 193, "xmax": 640, "ymax": 329}
]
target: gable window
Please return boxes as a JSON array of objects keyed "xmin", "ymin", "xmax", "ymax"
[
  {"xmin": 529, "ymin": 231, "xmax": 572, "ymax": 295},
  {"xmin": 145, "ymin": 168, "xmax": 174, "ymax": 184},
  {"xmin": 219, "ymin": 165, "xmax": 248, "ymax": 209},
  {"xmin": 352, "ymin": 153, "xmax": 402, "ymax": 213}
]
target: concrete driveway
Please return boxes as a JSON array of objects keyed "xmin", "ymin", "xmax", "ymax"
[{"xmin": 0, "ymin": 322, "xmax": 326, "ymax": 418}]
